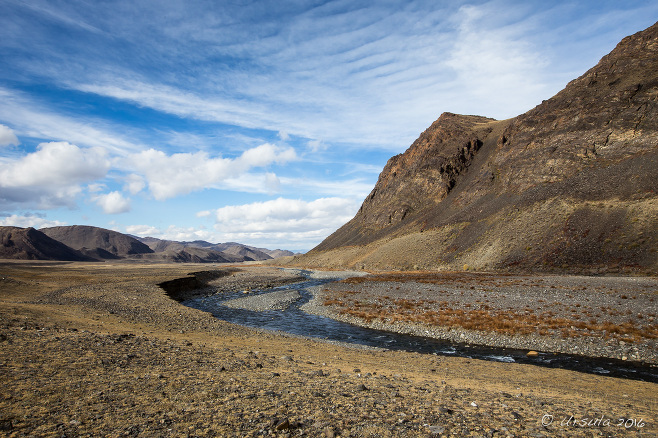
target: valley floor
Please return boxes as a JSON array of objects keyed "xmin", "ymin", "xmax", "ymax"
[{"xmin": 0, "ymin": 262, "xmax": 656, "ymax": 437}]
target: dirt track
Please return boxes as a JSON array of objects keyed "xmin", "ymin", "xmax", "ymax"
[{"xmin": 0, "ymin": 262, "xmax": 656, "ymax": 437}]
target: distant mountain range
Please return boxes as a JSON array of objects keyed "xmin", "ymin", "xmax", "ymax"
[
  {"xmin": 0, "ymin": 225, "xmax": 296, "ymax": 263},
  {"xmin": 297, "ymin": 21, "xmax": 658, "ymax": 275}
]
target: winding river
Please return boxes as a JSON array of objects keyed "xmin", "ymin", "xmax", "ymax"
[{"xmin": 181, "ymin": 272, "xmax": 658, "ymax": 383}]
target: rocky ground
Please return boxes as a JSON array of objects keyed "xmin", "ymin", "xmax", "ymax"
[{"xmin": 0, "ymin": 262, "xmax": 656, "ymax": 437}]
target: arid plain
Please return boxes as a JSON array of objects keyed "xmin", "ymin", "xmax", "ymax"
[{"xmin": 1, "ymin": 262, "xmax": 656, "ymax": 437}]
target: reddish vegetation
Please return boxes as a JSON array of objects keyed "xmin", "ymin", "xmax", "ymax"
[
  {"xmin": 323, "ymin": 272, "xmax": 658, "ymax": 344},
  {"xmin": 324, "ymin": 290, "xmax": 658, "ymax": 343}
]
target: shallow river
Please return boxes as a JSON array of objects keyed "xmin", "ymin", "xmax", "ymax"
[{"xmin": 182, "ymin": 273, "xmax": 658, "ymax": 383}]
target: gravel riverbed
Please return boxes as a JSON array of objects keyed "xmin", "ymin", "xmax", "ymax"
[
  {"xmin": 223, "ymin": 290, "xmax": 303, "ymax": 311},
  {"xmin": 301, "ymin": 272, "xmax": 658, "ymax": 364}
]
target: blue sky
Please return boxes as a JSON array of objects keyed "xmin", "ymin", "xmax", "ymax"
[{"xmin": 1, "ymin": 0, "xmax": 656, "ymax": 252}]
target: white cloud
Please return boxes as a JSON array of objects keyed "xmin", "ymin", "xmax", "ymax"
[
  {"xmin": 125, "ymin": 224, "xmax": 160, "ymax": 236},
  {"xmin": 124, "ymin": 174, "xmax": 146, "ymax": 195},
  {"xmin": 209, "ymin": 197, "xmax": 359, "ymax": 248},
  {"xmin": 155, "ymin": 225, "xmax": 215, "ymax": 242},
  {"xmin": 0, "ymin": 141, "xmax": 110, "ymax": 209},
  {"xmin": 238, "ymin": 143, "xmax": 297, "ymax": 167},
  {"xmin": 0, "ymin": 214, "xmax": 66, "ymax": 228},
  {"xmin": 127, "ymin": 143, "xmax": 296, "ymax": 200},
  {"xmin": 0, "ymin": 141, "xmax": 109, "ymax": 187},
  {"xmin": 122, "ymin": 197, "xmax": 359, "ymax": 249},
  {"xmin": 0, "ymin": 124, "xmax": 19, "ymax": 147},
  {"xmin": 92, "ymin": 191, "xmax": 131, "ymax": 214}
]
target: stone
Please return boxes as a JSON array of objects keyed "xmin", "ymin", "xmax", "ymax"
[
  {"xmin": 429, "ymin": 425, "xmax": 445, "ymax": 435},
  {"xmin": 275, "ymin": 419, "xmax": 290, "ymax": 431},
  {"xmin": 511, "ymin": 411, "xmax": 524, "ymax": 421}
]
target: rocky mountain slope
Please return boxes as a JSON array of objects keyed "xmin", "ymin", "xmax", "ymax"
[
  {"xmin": 301, "ymin": 22, "xmax": 658, "ymax": 274},
  {"xmin": 0, "ymin": 227, "xmax": 95, "ymax": 261}
]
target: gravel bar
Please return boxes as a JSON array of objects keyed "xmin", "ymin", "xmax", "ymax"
[{"xmin": 222, "ymin": 289, "xmax": 302, "ymax": 311}]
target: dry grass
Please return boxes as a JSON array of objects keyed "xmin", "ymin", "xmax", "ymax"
[
  {"xmin": 340, "ymin": 271, "xmax": 523, "ymax": 287},
  {"xmin": 323, "ymin": 288, "xmax": 658, "ymax": 343}
]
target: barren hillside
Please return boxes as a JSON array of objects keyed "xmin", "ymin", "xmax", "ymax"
[
  {"xmin": 0, "ymin": 227, "xmax": 95, "ymax": 261},
  {"xmin": 300, "ymin": 22, "xmax": 658, "ymax": 274},
  {"xmin": 41, "ymin": 225, "xmax": 154, "ymax": 259}
]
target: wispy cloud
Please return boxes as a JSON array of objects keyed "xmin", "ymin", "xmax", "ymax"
[
  {"xmin": 279, "ymin": 176, "xmax": 374, "ymax": 200},
  {"xmin": 14, "ymin": 0, "xmax": 105, "ymax": 35},
  {"xmin": 65, "ymin": 2, "xmax": 564, "ymax": 150},
  {"xmin": 0, "ymin": 88, "xmax": 144, "ymax": 154},
  {"xmin": 7, "ymin": 0, "xmax": 654, "ymax": 152}
]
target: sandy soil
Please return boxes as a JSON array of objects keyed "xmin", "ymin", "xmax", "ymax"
[{"xmin": 0, "ymin": 262, "xmax": 656, "ymax": 437}]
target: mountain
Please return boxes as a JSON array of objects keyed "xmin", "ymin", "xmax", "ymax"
[
  {"xmin": 138, "ymin": 237, "xmax": 187, "ymax": 253},
  {"xmin": 136, "ymin": 238, "xmax": 264, "ymax": 261},
  {"xmin": 41, "ymin": 225, "xmax": 154, "ymax": 259},
  {"xmin": 133, "ymin": 246, "xmax": 242, "ymax": 264},
  {"xmin": 300, "ymin": 22, "xmax": 658, "ymax": 275},
  {"xmin": 210, "ymin": 242, "xmax": 272, "ymax": 261},
  {"xmin": 262, "ymin": 249, "xmax": 296, "ymax": 258},
  {"xmin": 136, "ymin": 237, "xmax": 295, "ymax": 262},
  {"xmin": 0, "ymin": 227, "xmax": 96, "ymax": 261},
  {"xmin": 1, "ymin": 226, "xmax": 296, "ymax": 263},
  {"xmin": 134, "ymin": 237, "xmax": 240, "ymax": 263}
]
